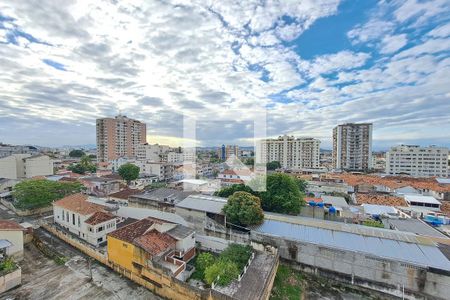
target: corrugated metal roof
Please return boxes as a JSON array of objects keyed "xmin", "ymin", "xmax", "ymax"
[
  {"xmin": 321, "ymin": 195, "xmax": 349, "ymax": 207},
  {"xmin": 253, "ymin": 218, "xmax": 450, "ymax": 270},
  {"xmin": 386, "ymin": 218, "xmax": 449, "ymax": 239},
  {"xmin": 175, "ymin": 194, "xmax": 227, "ymax": 214},
  {"xmin": 404, "ymin": 195, "xmax": 441, "ymax": 205},
  {"xmin": 263, "ymin": 213, "xmax": 434, "ymax": 245}
]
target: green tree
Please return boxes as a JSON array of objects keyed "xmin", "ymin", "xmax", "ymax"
[
  {"xmin": 204, "ymin": 260, "xmax": 239, "ymax": 286},
  {"xmin": 118, "ymin": 163, "xmax": 140, "ymax": 185},
  {"xmin": 67, "ymin": 155, "xmax": 96, "ymax": 174},
  {"xmin": 12, "ymin": 179, "xmax": 84, "ymax": 210},
  {"xmin": 244, "ymin": 157, "xmax": 254, "ymax": 166},
  {"xmin": 214, "ymin": 184, "xmax": 257, "ymax": 198},
  {"xmin": 196, "ymin": 252, "xmax": 216, "ymax": 274},
  {"xmin": 223, "ymin": 192, "xmax": 264, "ymax": 227},
  {"xmin": 296, "ymin": 178, "xmax": 307, "ymax": 193},
  {"xmin": 260, "ymin": 173, "xmax": 305, "ymax": 214},
  {"xmin": 69, "ymin": 149, "xmax": 85, "ymax": 157},
  {"xmin": 266, "ymin": 161, "xmax": 281, "ymax": 170}
]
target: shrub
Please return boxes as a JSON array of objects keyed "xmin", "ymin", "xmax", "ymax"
[
  {"xmin": 0, "ymin": 258, "xmax": 16, "ymax": 273},
  {"xmin": 204, "ymin": 260, "xmax": 239, "ymax": 286},
  {"xmin": 220, "ymin": 244, "xmax": 253, "ymax": 269},
  {"xmin": 362, "ymin": 219, "xmax": 384, "ymax": 228},
  {"xmin": 196, "ymin": 252, "xmax": 215, "ymax": 273}
]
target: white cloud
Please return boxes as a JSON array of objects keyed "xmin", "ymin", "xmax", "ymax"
[{"xmin": 380, "ymin": 34, "xmax": 408, "ymax": 54}]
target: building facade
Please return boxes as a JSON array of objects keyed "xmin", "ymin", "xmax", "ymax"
[
  {"xmin": 96, "ymin": 115, "xmax": 147, "ymax": 162},
  {"xmin": 386, "ymin": 145, "xmax": 448, "ymax": 177},
  {"xmin": 0, "ymin": 154, "xmax": 53, "ymax": 179},
  {"xmin": 53, "ymin": 193, "xmax": 117, "ymax": 246},
  {"xmin": 333, "ymin": 123, "xmax": 373, "ymax": 171},
  {"xmin": 260, "ymin": 135, "xmax": 320, "ymax": 169}
]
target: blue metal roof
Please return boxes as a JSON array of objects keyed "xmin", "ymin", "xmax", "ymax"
[{"xmin": 253, "ymin": 219, "xmax": 450, "ymax": 271}]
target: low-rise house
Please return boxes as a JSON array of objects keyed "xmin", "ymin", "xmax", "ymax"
[
  {"xmin": 107, "ymin": 217, "xmax": 195, "ymax": 280},
  {"xmin": 128, "ymin": 188, "xmax": 194, "ymax": 212},
  {"xmin": 0, "ymin": 220, "xmax": 24, "ymax": 259},
  {"xmin": 80, "ymin": 176, "xmax": 121, "ymax": 197},
  {"xmin": 130, "ymin": 173, "xmax": 159, "ymax": 189},
  {"xmin": 53, "ymin": 193, "xmax": 117, "ymax": 246}
]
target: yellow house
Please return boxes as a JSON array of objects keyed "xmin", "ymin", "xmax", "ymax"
[{"xmin": 107, "ymin": 217, "xmax": 195, "ymax": 282}]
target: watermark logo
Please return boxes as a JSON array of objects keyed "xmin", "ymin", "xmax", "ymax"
[{"xmin": 180, "ymin": 108, "xmax": 267, "ymax": 192}]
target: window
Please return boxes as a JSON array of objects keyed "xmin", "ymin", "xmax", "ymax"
[
  {"xmin": 62, "ymin": 210, "xmax": 64, "ymax": 221},
  {"xmin": 72, "ymin": 213, "xmax": 75, "ymax": 225},
  {"xmin": 97, "ymin": 237, "xmax": 103, "ymax": 243},
  {"xmin": 66, "ymin": 212, "xmax": 69, "ymax": 223},
  {"xmin": 78, "ymin": 216, "xmax": 81, "ymax": 227},
  {"xmin": 97, "ymin": 226, "xmax": 104, "ymax": 232}
]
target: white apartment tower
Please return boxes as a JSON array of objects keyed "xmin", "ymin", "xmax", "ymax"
[
  {"xmin": 386, "ymin": 145, "xmax": 448, "ymax": 177},
  {"xmin": 96, "ymin": 115, "xmax": 147, "ymax": 162},
  {"xmin": 260, "ymin": 135, "xmax": 320, "ymax": 169},
  {"xmin": 333, "ymin": 123, "xmax": 373, "ymax": 171}
]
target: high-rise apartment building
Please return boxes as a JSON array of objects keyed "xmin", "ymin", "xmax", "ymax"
[
  {"xmin": 96, "ymin": 115, "xmax": 147, "ymax": 162},
  {"xmin": 386, "ymin": 145, "xmax": 448, "ymax": 177},
  {"xmin": 260, "ymin": 135, "xmax": 320, "ymax": 169},
  {"xmin": 217, "ymin": 145, "xmax": 239, "ymax": 161},
  {"xmin": 333, "ymin": 123, "xmax": 373, "ymax": 171}
]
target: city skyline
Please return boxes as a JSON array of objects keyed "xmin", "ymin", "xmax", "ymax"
[{"xmin": 1, "ymin": 1, "xmax": 450, "ymax": 149}]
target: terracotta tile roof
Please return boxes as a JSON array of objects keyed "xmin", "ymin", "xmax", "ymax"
[
  {"xmin": 221, "ymin": 178, "xmax": 245, "ymax": 184},
  {"xmin": 0, "ymin": 220, "xmax": 23, "ymax": 231},
  {"xmin": 356, "ymin": 193, "xmax": 407, "ymax": 206},
  {"xmin": 53, "ymin": 193, "xmax": 106, "ymax": 215},
  {"xmin": 109, "ymin": 188, "xmax": 142, "ymax": 200},
  {"xmin": 85, "ymin": 211, "xmax": 116, "ymax": 225},
  {"xmin": 134, "ymin": 229, "xmax": 176, "ymax": 256},
  {"xmin": 335, "ymin": 174, "xmax": 450, "ymax": 193},
  {"xmin": 107, "ymin": 218, "xmax": 155, "ymax": 243}
]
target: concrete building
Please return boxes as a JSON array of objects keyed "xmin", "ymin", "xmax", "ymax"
[
  {"xmin": 167, "ymin": 151, "xmax": 195, "ymax": 164},
  {"xmin": 386, "ymin": 145, "xmax": 449, "ymax": 177},
  {"xmin": 53, "ymin": 193, "xmax": 117, "ymax": 246},
  {"xmin": 260, "ymin": 135, "xmax": 320, "ymax": 169},
  {"xmin": 136, "ymin": 144, "xmax": 171, "ymax": 161},
  {"xmin": 0, "ymin": 220, "xmax": 24, "ymax": 259},
  {"xmin": 333, "ymin": 123, "xmax": 373, "ymax": 171},
  {"xmin": 217, "ymin": 145, "xmax": 239, "ymax": 161},
  {"xmin": 96, "ymin": 115, "xmax": 147, "ymax": 162},
  {"xmin": 136, "ymin": 162, "xmax": 174, "ymax": 181},
  {"xmin": 107, "ymin": 217, "xmax": 196, "ymax": 280},
  {"xmin": 0, "ymin": 154, "xmax": 53, "ymax": 179}
]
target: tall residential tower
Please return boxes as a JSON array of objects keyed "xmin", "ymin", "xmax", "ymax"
[
  {"xmin": 96, "ymin": 115, "xmax": 147, "ymax": 162},
  {"xmin": 260, "ymin": 135, "xmax": 321, "ymax": 169},
  {"xmin": 333, "ymin": 123, "xmax": 373, "ymax": 171}
]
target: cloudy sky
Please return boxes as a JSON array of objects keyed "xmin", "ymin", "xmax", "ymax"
[{"xmin": 0, "ymin": 0, "xmax": 449, "ymax": 150}]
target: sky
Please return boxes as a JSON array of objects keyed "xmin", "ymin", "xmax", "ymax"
[{"xmin": 0, "ymin": 0, "xmax": 450, "ymax": 150}]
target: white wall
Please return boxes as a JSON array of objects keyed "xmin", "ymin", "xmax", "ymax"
[
  {"xmin": 0, "ymin": 156, "xmax": 18, "ymax": 179},
  {"xmin": 53, "ymin": 204, "xmax": 116, "ymax": 246},
  {"xmin": 0, "ymin": 230, "xmax": 23, "ymax": 258},
  {"xmin": 25, "ymin": 156, "xmax": 53, "ymax": 178}
]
